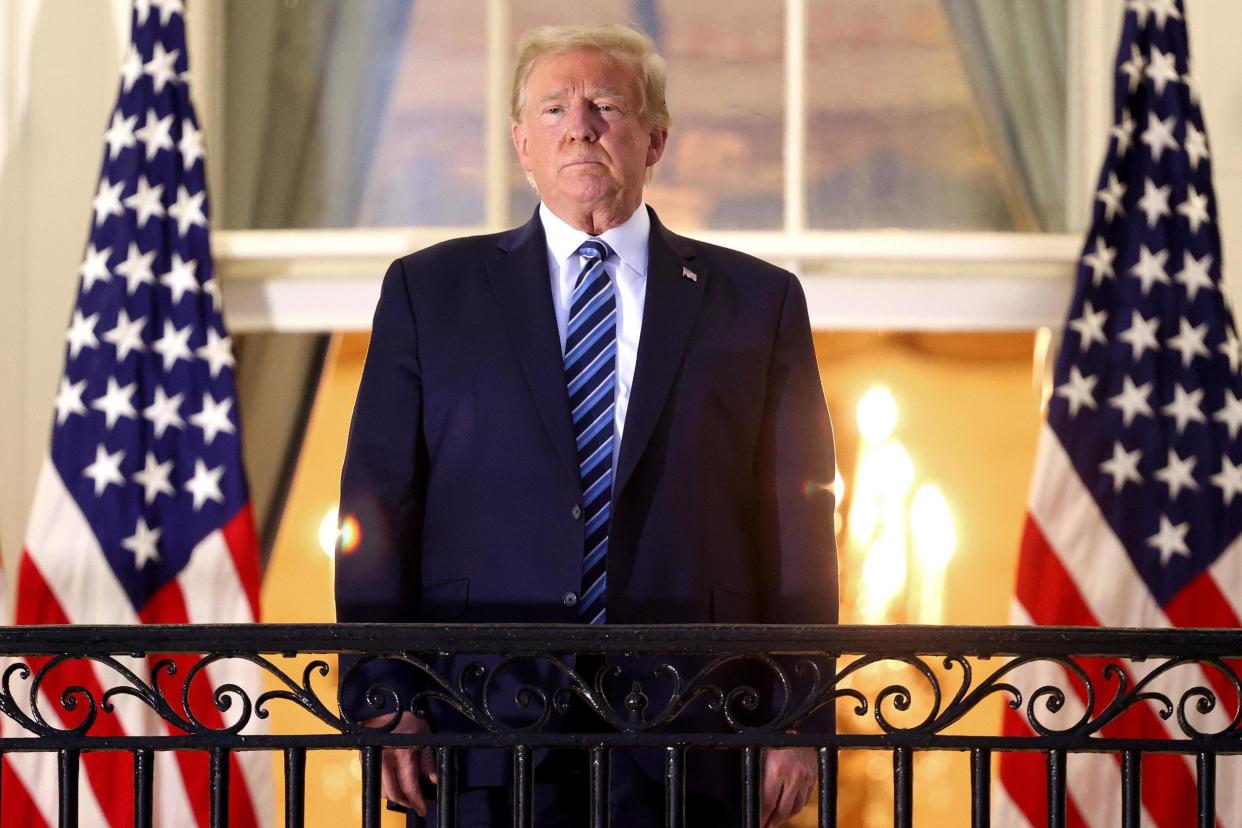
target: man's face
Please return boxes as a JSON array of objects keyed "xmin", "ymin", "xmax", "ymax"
[{"xmin": 512, "ymin": 48, "xmax": 667, "ymax": 221}]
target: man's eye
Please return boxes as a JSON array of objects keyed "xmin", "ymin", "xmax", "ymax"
[{"xmin": 544, "ymin": 106, "xmax": 563, "ymax": 115}]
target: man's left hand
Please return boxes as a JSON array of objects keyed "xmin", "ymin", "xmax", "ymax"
[{"xmin": 760, "ymin": 746, "xmax": 816, "ymax": 828}]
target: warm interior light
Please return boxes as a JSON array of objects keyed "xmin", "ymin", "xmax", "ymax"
[
  {"xmin": 911, "ymin": 484, "xmax": 956, "ymax": 571},
  {"xmin": 856, "ymin": 385, "xmax": 898, "ymax": 444},
  {"xmin": 318, "ymin": 507, "xmax": 339, "ymax": 558},
  {"xmin": 860, "ymin": 531, "xmax": 906, "ymax": 623}
]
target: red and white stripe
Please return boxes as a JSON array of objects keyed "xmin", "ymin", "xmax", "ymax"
[
  {"xmin": 997, "ymin": 426, "xmax": 1239, "ymax": 827},
  {"xmin": 2, "ymin": 458, "xmax": 272, "ymax": 827}
]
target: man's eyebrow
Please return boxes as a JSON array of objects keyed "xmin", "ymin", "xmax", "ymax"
[{"xmin": 537, "ymin": 86, "xmax": 627, "ymax": 103}]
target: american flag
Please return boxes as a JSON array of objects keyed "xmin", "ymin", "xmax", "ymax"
[
  {"xmin": 997, "ymin": 0, "xmax": 1242, "ymax": 825},
  {"xmin": 2, "ymin": 1, "xmax": 271, "ymax": 825}
]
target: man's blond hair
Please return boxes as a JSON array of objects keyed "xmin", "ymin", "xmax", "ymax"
[{"xmin": 510, "ymin": 24, "xmax": 671, "ymax": 130}]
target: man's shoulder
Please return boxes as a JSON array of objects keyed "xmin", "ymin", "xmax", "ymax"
[
  {"xmin": 394, "ymin": 229, "xmax": 511, "ymax": 271},
  {"xmin": 661, "ymin": 226, "xmax": 795, "ymax": 294}
]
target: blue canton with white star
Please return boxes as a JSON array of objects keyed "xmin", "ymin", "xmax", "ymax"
[{"xmin": 51, "ymin": 0, "xmax": 248, "ymax": 612}]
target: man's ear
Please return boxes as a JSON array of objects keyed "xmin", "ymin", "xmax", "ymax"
[
  {"xmin": 646, "ymin": 127, "xmax": 668, "ymax": 168},
  {"xmin": 512, "ymin": 121, "xmax": 532, "ymax": 172}
]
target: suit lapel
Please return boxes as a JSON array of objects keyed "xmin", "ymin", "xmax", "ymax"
[
  {"xmin": 615, "ymin": 210, "xmax": 705, "ymax": 495},
  {"xmin": 486, "ymin": 213, "xmax": 580, "ymax": 486}
]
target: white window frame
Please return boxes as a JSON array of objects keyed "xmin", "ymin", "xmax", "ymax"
[{"xmin": 196, "ymin": 0, "xmax": 1121, "ymax": 334}]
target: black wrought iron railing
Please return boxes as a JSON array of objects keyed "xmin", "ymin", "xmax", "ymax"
[{"xmin": 0, "ymin": 624, "xmax": 1239, "ymax": 827}]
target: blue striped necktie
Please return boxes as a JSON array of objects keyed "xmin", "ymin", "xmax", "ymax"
[{"xmin": 564, "ymin": 238, "xmax": 616, "ymax": 624}]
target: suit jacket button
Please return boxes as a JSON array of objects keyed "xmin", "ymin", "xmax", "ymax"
[
  {"xmin": 562, "ymin": 591, "xmax": 579, "ymax": 607},
  {"xmin": 571, "ymin": 504, "xmax": 582, "ymax": 520}
]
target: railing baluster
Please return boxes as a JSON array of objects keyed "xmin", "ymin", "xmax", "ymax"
[
  {"xmin": 1121, "ymin": 750, "xmax": 1141, "ymax": 828},
  {"xmin": 664, "ymin": 746, "xmax": 684, "ymax": 828},
  {"xmin": 1198, "ymin": 751, "xmax": 1216, "ymax": 828},
  {"xmin": 58, "ymin": 749, "xmax": 79, "ymax": 828},
  {"xmin": 817, "ymin": 746, "xmax": 837, "ymax": 828},
  {"xmin": 435, "ymin": 747, "xmax": 456, "ymax": 828},
  {"xmin": 1046, "ymin": 750, "xmax": 1066, "ymax": 828},
  {"xmin": 210, "ymin": 748, "xmax": 230, "ymax": 828},
  {"xmin": 589, "ymin": 746, "xmax": 609, "ymax": 828},
  {"xmin": 360, "ymin": 746, "xmax": 381, "ymax": 828},
  {"xmin": 893, "ymin": 747, "xmax": 912, "ymax": 828},
  {"xmin": 133, "ymin": 748, "xmax": 154, "ymax": 828},
  {"xmin": 742, "ymin": 747, "xmax": 760, "ymax": 828},
  {"xmin": 512, "ymin": 745, "xmax": 532, "ymax": 828},
  {"xmin": 970, "ymin": 748, "xmax": 989, "ymax": 828},
  {"xmin": 283, "ymin": 748, "xmax": 305, "ymax": 828}
]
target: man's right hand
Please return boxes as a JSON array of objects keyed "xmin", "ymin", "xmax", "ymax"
[{"xmin": 366, "ymin": 711, "xmax": 437, "ymax": 817}]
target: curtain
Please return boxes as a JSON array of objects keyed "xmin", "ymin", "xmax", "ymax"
[{"xmin": 941, "ymin": 0, "xmax": 1067, "ymax": 231}]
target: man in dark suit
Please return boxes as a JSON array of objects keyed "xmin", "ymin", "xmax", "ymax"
[{"xmin": 335, "ymin": 23, "xmax": 838, "ymax": 827}]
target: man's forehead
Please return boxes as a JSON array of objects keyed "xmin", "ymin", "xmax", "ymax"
[{"xmin": 528, "ymin": 49, "xmax": 641, "ymax": 95}]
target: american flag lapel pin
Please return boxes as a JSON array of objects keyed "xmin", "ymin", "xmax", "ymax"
[{"xmin": 682, "ymin": 266, "xmax": 698, "ymax": 282}]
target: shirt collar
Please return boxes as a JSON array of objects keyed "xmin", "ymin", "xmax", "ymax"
[{"xmin": 539, "ymin": 202, "xmax": 651, "ymax": 277}]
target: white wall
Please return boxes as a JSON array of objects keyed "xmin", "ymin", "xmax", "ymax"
[{"xmin": 2, "ymin": 0, "xmax": 1242, "ymax": 579}]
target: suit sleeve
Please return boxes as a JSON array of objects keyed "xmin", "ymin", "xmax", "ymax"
[
  {"xmin": 335, "ymin": 258, "xmax": 429, "ymax": 720},
  {"xmin": 753, "ymin": 273, "xmax": 839, "ymax": 732}
]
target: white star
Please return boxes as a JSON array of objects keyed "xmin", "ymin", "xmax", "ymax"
[
  {"xmin": 1129, "ymin": 245, "xmax": 1170, "ymax": 295},
  {"xmin": 102, "ymin": 309, "xmax": 146, "ymax": 362},
  {"xmin": 1111, "ymin": 110, "xmax": 1136, "ymax": 157},
  {"xmin": 142, "ymin": 386, "xmax": 185, "ymax": 438},
  {"xmin": 90, "ymin": 377, "xmax": 137, "ymax": 429},
  {"xmin": 121, "ymin": 516, "xmax": 162, "ymax": 568},
  {"xmin": 122, "ymin": 175, "xmax": 166, "ymax": 229},
  {"xmin": 1120, "ymin": 42, "xmax": 1147, "ymax": 93},
  {"xmin": 114, "ymin": 242, "xmax": 156, "ymax": 295},
  {"xmin": 84, "ymin": 444, "xmax": 126, "ymax": 497},
  {"xmin": 1082, "ymin": 237, "xmax": 1117, "ymax": 285},
  {"xmin": 1141, "ymin": 113, "xmax": 1178, "ymax": 161},
  {"xmin": 133, "ymin": 451, "xmax": 175, "ymax": 504},
  {"xmin": 1167, "ymin": 318, "xmax": 1210, "ymax": 368},
  {"xmin": 1222, "ymin": 332, "xmax": 1242, "ymax": 374},
  {"xmin": 1100, "ymin": 442, "xmax": 1143, "ymax": 493},
  {"xmin": 134, "ymin": 0, "xmax": 152, "ymax": 24},
  {"xmin": 1161, "ymin": 383, "xmax": 1207, "ymax": 434},
  {"xmin": 1185, "ymin": 121, "xmax": 1209, "ymax": 171},
  {"xmin": 1108, "ymin": 376, "xmax": 1154, "ymax": 427},
  {"xmin": 91, "ymin": 178, "xmax": 124, "ymax": 227},
  {"xmin": 202, "ymin": 278, "xmax": 222, "ymax": 310},
  {"xmin": 120, "ymin": 45, "xmax": 143, "ymax": 92},
  {"xmin": 190, "ymin": 393, "xmax": 236, "ymax": 446},
  {"xmin": 1147, "ymin": 0, "xmax": 1182, "ymax": 29},
  {"xmin": 159, "ymin": 253, "xmax": 199, "ymax": 304},
  {"xmin": 152, "ymin": 320, "xmax": 193, "ymax": 371},
  {"xmin": 142, "ymin": 42, "xmax": 180, "ymax": 93},
  {"xmin": 168, "ymin": 186, "xmax": 207, "ymax": 237},
  {"xmin": 102, "ymin": 111, "xmax": 137, "ymax": 160},
  {"xmin": 178, "ymin": 119, "xmax": 204, "ymax": 168},
  {"xmin": 1174, "ymin": 252, "xmax": 1214, "ymax": 302},
  {"xmin": 53, "ymin": 378, "xmax": 88, "ymax": 425},
  {"xmin": 1137, "ymin": 178, "xmax": 1171, "ymax": 228},
  {"xmin": 1148, "ymin": 515, "xmax": 1190, "ymax": 566},
  {"xmin": 1145, "ymin": 47, "xmax": 1180, "ymax": 95},
  {"xmin": 1118, "ymin": 311, "xmax": 1161, "ymax": 361},
  {"xmin": 1069, "ymin": 300, "xmax": 1109, "ymax": 352},
  {"xmin": 151, "ymin": 0, "xmax": 185, "ymax": 25},
  {"xmin": 1056, "ymin": 366, "xmax": 1098, "ymax": 418},
  {"xmin": 1155, "ymin": 449, "xmax": 1199, "ymax": 499},
  {"xmin": 184, "ymin": 459, "xmax": 225, "ymax": 511},
  {"xmin": 1176, "ymin": 186, "xmax": 1210, "ymax": 235},
  {"xmin": 65, "ymin": 310, "xmax": 99, "ymax": 359},
  {"xmin": 134, "ymin": 109, "xmax": 174, "ymax": 161},
  {"xmin": 1096, "ymin": 173, "xmax": 1127, "ymax": 222},
  {"xmin": 1214, "ymin": 391, "xmax": 1242, "ymax": 440},
  {"xmin": 1126, "ymin": 0, "xmax": 1151, "ymax": 26},
  {"xmin": 78, "ymin": 244, "xmax": 112, "ymax": 292},
  {"xmin": 196, "ymin": 329, "xmax": 235, "ymax": 379},
  {"xmin": 1212, "ymin": 457, "xmax": 1242, "ymax": 505}
]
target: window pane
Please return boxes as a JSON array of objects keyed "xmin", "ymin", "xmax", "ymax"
[
  {"xmin": 222, "ymin": 0, "xmax": 486, "ymax": 229},
  {"xmin": 509, "ymin": 0, "xmax": 784, "ymax": 230},
  {"xmin": 806, "ymin": 0, "xmax": 1068, "ymax": 231}
]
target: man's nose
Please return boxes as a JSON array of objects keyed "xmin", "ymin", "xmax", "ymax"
[{"xmin": 566, "ymin": 102, "xmax": 598, "ymax": 142}]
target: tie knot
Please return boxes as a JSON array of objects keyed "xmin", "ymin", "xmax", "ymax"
[{"xmin": 578, "ymin": 238, "xmax": 613, "ymax": 262}]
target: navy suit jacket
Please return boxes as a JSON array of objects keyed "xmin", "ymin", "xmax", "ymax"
[{"xmin": 335, "ymin": 207, "xmax": 838, "ymax": 791}]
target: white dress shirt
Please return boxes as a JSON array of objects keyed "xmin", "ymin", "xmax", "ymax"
[{"xmin": 539, "ymin": 202, "xmax": 649, "ymax": 471}]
